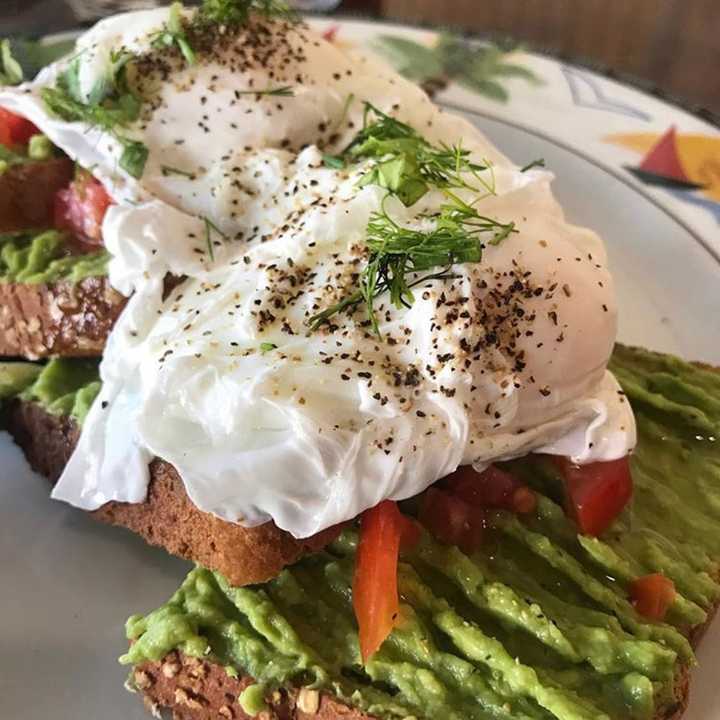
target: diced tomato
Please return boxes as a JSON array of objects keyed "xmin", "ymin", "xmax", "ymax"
[
  {"xmin": 446, "ymin": 465, "xmax": 537, "ymax": 515},
  {"xmin": 511, "ymin": 486, "xmax": 538, "ymax": 514},
  {"xmin": 353, "ymin": 500, "xmax": 405, "ymax": 662},
  {"xmin": 399, "ymin": 515, "xmax": 421, "ymax": 552},
  {"xmin": 629, "ymin": 574, "xmax": 676, "ymax": 621},
  {"xmin": 556, "ymin": 456, "xmax": 633, "ymax": 537},
  {"xmin": 54, "ymin": 170, "xmax": 112, "ymax": 244},
  {"xmin": 419, "ymin": 488, "xmax": 484, "ymax": 554},
  {"xmin": 0, "ymin": 108, "xmax": 40, "ymax": 147}
]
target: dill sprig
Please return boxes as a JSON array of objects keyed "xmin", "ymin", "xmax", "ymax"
[
  {"xmin": 204, "ymin": 217, "xmax": 228, "ymax": 262},
  {"xmin": 326, "ymin": 102, "xmax": 496, "ymax": 206},
  {"xmin": 41, "ymin": 52, "xmax": 148, "ymax": 178},
  {"xmin": 150, "ymin": 2, "xmax": 196, "ymax": 66},
  {"xmin": 198, "ymin": 0, "xmax": 297, "ymax": 25},
  {"xmin": 234, "ymin": 85, "xmax": 294, "ymax": 97},
  {"xmin": 521, "ymin": 158, "xmax": 546, "ymax": 172},
  {"xmin": 161, "ymin": 165, "xmax": 196, "ymax": 179},
  {"xmin": 309, "ymin": 195, "xmax": 516, "ymax": 336}
]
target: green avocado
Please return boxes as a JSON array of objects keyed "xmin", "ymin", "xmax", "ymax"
[
  {"xmin": 0, "ymin": 362, "xmax": 42, "ymax": 399},
  {"xmin": 119, "ymin": 345, "xmax": 720, "ymax": 720},
  {"xmin": 0, "ymin": 229, "xmax": 109, "ymax": 284},
  {"xmin": 0, "ymin": 358, "xmax": 100, "ymax": 423}
]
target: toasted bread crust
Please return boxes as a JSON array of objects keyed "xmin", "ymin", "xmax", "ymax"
[
  {"xmin": 0, "ymin": 276, "xmax": 126, "ymax": 359},
  {"xmin": 133, "ymin": 650, "xmax": 373, "ymax": 720},
  {"xmin": 0, "ymin": 158, "xmax": 74, "ymax": 233},
  {"xmin": 5, "ymin": 399, "xmax": 340, "ymax": 586}
]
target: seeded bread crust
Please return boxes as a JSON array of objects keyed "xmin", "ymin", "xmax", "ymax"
[
  {"xmin": 4, "ymin": 399, "xmax": 340, "ymax": 586},
  {"xmin": 0, "ymin": 158, "xmax": 74, "ymax": 233},
  {"xmin": 0, "ymin": 276, "xmax": 126, "ymax": 359},
  {"xmin": 132, "ymin": 650, "xmax": 372, "ymax": 720}
]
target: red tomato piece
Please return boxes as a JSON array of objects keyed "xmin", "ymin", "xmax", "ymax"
[
  {"xmin": 399, "ymin": 515, "xmax": 421, "ymax": 552},
  {"xmin": 556, "ymin": 456, "xmax": 633, "ymax": 537},
  {"xmin": 511, "ymin": 486, "xmax": 538, "ymax": 515},
  {"xmin": 54, "ymin": 170, "xmax": 112, "ymax": 244},
  {"xmin": 629, "ymin": 574, "xmax": 676, "ymax": 621},
  {"xmin": 446, "ymin": 465, "xmax": 537, "ymax": 515},
  {"xmin": 0, "ymin": 108, "xmax": 40, "ymax": 146},
  {"xmin": 353, "ymin": 500, "xmax": 404, "ymax": 663},
  {"xmin": 419, "ymin": 488, "xmax": 484, "ymax": 554}
]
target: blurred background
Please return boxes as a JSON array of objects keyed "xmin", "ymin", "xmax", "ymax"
[{"xmin": 1, "ymin": 0, "xmax": 718, "ymax": 116}]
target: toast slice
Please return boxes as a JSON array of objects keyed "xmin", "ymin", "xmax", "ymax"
[
  {"xmin": 0, "ymin": 158, "xmax": 124, "ymax": 360},
  {"xmin": 0, "ymin": 275, "xmax": 125, "ymax": 359},
  {"xmin": 4, "ymin": 395, "xmax": 340, "ymax": 586},
  {"xmin": 0, "ymin": 157, "xmax": 74, "ymax": 233}
]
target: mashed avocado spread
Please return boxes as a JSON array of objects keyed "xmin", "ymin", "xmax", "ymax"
[
  {"xmin": 0, "ymin": 358, "xmax": 100, "ymax": 423},
  {"xmin": 119, "ymin": 345, "xmax": 720, "ymax": 720},
  {"xmin": 0, "ymin": 229, "xmax": 109, "ymax": 284}
]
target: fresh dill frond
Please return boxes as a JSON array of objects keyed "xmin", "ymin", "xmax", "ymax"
[
  {"xmin": 161, "ymin": 165, "xmax": 196, "ymax": 179},
  {"xmin": 521, "ymin": 158, "xmax": 546, "ymax": 172},
  {"xmin": 204, "ymin": 217, "xmax": 229, "ymax": 262},
  {"xmin": 41, "ymin": 53, "xmax": 148, "ymax": 178},
  {"xmin": 309, "ymin": 195, "xmax": 516, "ymax": 336},
  {"xmin": 198, "ymin": 0, "xmax": 297, "ymax": 26},
  {"xmin": 340, "ymin": 102, "xmax": 495, "ymax": 206},
  {"xmin": 150, "ymin": 2, "xmax": 196, "ymax": 66},
  {"xmin": 235, "ymin": 85, "xmax": 294, "ymax": 97},
  {"xmin": 259, "ymin": 342, "xmax": 277, "ymax": 353},
  {"xmin": 322, "ymin": 153, "xmax": 345, "ymax": 169},
  {"xmin": 0, "ymin": 40, "xmax": 24, "ymax": 86}
]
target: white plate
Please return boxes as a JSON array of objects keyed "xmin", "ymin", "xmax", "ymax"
[{"xmin": 1, "ymin": 17, "xmax": 719, "ymax": 720}]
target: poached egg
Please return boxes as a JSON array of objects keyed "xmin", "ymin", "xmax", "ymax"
[{"xmin": 0, "ymin": 8, "xmax": 635, "ymax": 538}]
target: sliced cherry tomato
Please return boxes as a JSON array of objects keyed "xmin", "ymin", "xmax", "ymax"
[
  {"xmin": 419, "ymin": 488, "xmax": 484, "ymax": 554},
  {"xmin": 556, "ymin": 456, "xmax": 633, "ymax": 537},
  {"xmin": 54, "ymin": 170, "xmax": 112, "ymax": 244},
  {"xmin": 446, "ymin": 465, "xmax": 537, "ymax": 515},
  {"xmin": 629, "ymin": 574, "xmax": 676, "ymax": 621},
  {"xmin": 353, "ymin": 500, "xmax": 404, "ymax": 663},
  {"xmin": 0, "ymin": 108, "xmax": 40, "ymax": 147}
]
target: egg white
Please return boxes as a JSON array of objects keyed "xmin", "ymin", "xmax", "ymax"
[{"xmin": 0, "ymin": 8, "xmax": 635, "ymax": 537}]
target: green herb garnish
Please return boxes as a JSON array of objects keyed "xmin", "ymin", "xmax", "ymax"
[
  {"xmin": 259, "ymin": 342, "xmax": 277, "ymax": 353},
  {"xmin": 339, "ymin": 102, "xmax": 495, "ymax": 206},
  {"xmin": 0, "ymin": 39, "xmax": 23, "ymax": 86},
  {"xmin": 41, "ymin": 52, "xmax": 148, "ymax": 178},
  {"xmin": 235, "ymin": 85, "xmax": 294, "ymax": 97},
  {"xmin": 310, "ymin": 194, "xmax": 515, "ymax": 336},
  {"xmin": 204, "ymin": 217, "xmax": 228, "ymax": 262},
  {"xmin": 521, "ymin": 158, "xmax": 546, "ymax": 172},
  {"xmin": 151, "ymin": 2, "xmax": 196, "ymax": 66},
  {"xmin": 161, "ymin": 165, "xmax": 196, "ymax": 179},
  {"xmin": 198, "ymin": 0, "xmax": 297, "ymax": 25},
  {"xmin": 322, "ymin": 153, "xmax": 345, "ymax": 169}
]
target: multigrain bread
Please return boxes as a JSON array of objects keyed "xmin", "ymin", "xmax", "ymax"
[
  {"xmin": 0, "ymin": 157, "xmax": 74, "ymax": 233},
  {"xmin": 0, "ymin": 275, "xmax": 126, "ymax": 359},
  {"xmin": 131, "ymin": 650, "xmax": 372, "ymax": 720},
  {"xmin": 4, "ymin": 398, "xmax": 341, "ymax": 586}
]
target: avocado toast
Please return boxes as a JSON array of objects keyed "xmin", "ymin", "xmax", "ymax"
[
  {"xmin": 1, "ymin": 344, "xmax": 718, "ymax": 719},
  {"xmin": 119, "ymin": 346, "xmax": 720, "ymax": 720}
]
